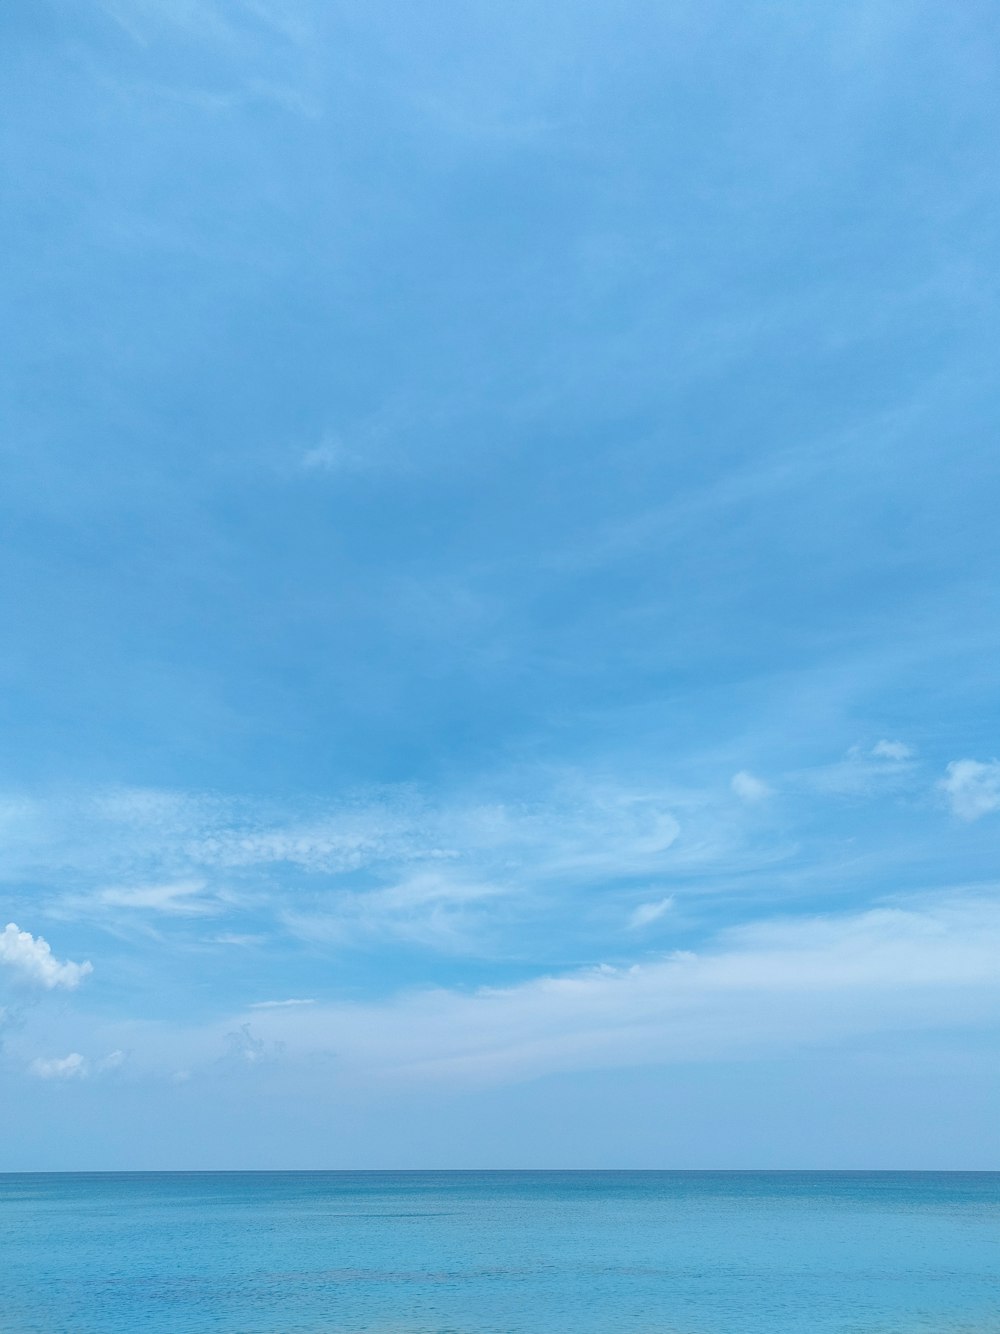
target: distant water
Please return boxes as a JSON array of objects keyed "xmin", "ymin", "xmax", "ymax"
[{"xmin": 2, "ymin": 1172, "xmax": 999, "ymax": 1333}]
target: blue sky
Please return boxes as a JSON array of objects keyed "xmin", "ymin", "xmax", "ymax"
[{"xmin": 2, "ymin": 0, "xmax": 1000, "ymax": 1168}]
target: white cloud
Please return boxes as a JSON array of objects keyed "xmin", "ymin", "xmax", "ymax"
[
  {"xmin": 940, "ymin": 759, "xmax": 1000, "ymax": 821},
  {"xmin": 0, "ymin": 923, "xmax": 92, "ymax": 989},
  {"xmin": 283, "ymin": 870, "xmax": 506, "ymax": 950},
  {"xmin": 97, "ymin": 1049, "xmax": 126, "ymax": 1072},
  {"xmin": 0, "ymin": 780, "xmax": 721, "ymax": 978},
  {"xmin": 803, "ymin": 744, "xmax": 918, "ymax": 796},
  {"xmin": 30, "ymin": 1052, "xmax": 87, "ymax": 1080},
  {"xmin": 731, "ymin": 771, "xmax": 771, "ymax": 802},
  {"xmin": 627, "ymin": 897, "xmax": 673, "ymax": 929},
  {"xmin": 121, "ymin": 891, "xmax": 1000, "ymax": 1091},
  {"xmin": 249, "ymin": 998, "xmax": 315, "ymax": 1009},
  {"xmin": 49, "ymin": 878, "xmax": 238, "ymax": 926},
  {"xmin": 872, "ymin": 739, "xmax": 914, "ymax": 761},
  {"xmin": 95, "ymin": 880, "xmax": 216, "ymax": 915},
  {"xmin": 0, "ymin": 770, "xmax": 913, "ymax": 978},
  {"xmin": 0, "ymin": 779, "xmax": 697, "ymax": 917}
]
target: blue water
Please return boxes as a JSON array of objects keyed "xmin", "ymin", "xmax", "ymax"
[{"xmin": 1, "ymin": 1172, "xmax": 998, "ymax": 1333}]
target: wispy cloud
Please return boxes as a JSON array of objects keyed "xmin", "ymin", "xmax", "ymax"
[
  {"xmin": 0, "ymin": 924, "xmax": 92, "ymax": 990},
  {"xmin": 731, "ymin": 771, "xmax": 772, "ymax": 802},
  {"xmin": 95, "ymin": 880, "xmax": 219, "ymax": 915},
  {"xmin": 47, "ymin": 878, "xmax": 236, "ymax": 931},
  {"xmin": 940, "ymin": 759, "xmax": 1000, "ymax": 821},
  {"xmin": 800, "ymin": 741, "xmax": 919, "ymax": 796},
  {"xmin": 120, "ymin": 890, "xmax": 1000, "ymax": 1090},
  {"xmin": 299, "ymin": 434, "xmax": 365, "ymax": 475},
  {"xmin": 0, "ymin": 748, "xmax": 982, "ymax": 990},
  {"xmin": 0, "ymin": 779, "xmax": 711, "ymax": 956},
  {"xmin": 627, "ymin": 897, "xmax": 673, "ymax": 929},
  {"xmin": 283, "ymin": 870, "xmax": 507, "ymax": 950}
]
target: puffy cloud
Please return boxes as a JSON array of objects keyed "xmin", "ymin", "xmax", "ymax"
[
  {"xmin": 0, "ymin": 923, "xmax": 92, "ymax": 989},
  {"xmin": 940, "ymin": 759, "xmax": 1000, "ymax": 821},
  {"xmin": 30, "ymin": 1052, "xmax": 87, "ymax": 1080},
  {"xmin": 731, "ymin": 771, "xmax": 771, "ymax": 802},
  {"xmin": 29, "ymin": 1049, "xmax": 125, "ymax": 1079},
  {"xmin": 627, "ymin": 897, "xmax": 673, "ymax": 929}
]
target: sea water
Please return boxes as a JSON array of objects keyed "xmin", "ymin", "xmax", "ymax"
[{"xmin": 1, "ymin": 1171, "xmax": 998, "ymax": 1333}]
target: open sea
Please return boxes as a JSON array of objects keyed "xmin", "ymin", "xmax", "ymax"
[{"xmin": 1, "ymin": 1171, "xmax": 998, "ymax": 1333}]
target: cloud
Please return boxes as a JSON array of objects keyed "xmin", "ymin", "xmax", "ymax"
[
  {"xmin": 95, "ymin": 880, "xmax": 217, "ymax": 915},
  {"xmin": 0, "ymin": 780, "xmax": 696, "ymax": 921},
  {"xmin": 283, "ymin": 870, "xmax": 507, "ymax": 950},
  {"xmin": 319, "ymin": 893, "xmax": 1000, "ymax": 1085},
  {"xmin": 731, "ymin": 771, "xmax": 771, "ymax": 802},
  {"xmin": 48, "ymin": 877, "xmax": 237, "ymax": 927},
  {"xmin": 122, "ymin": 891, "xmax": 1000, "ymax": 1091},
  {"xmin": 0, "ymin": 769, "xmax": 915, "ymax": 977},
  {"xmin": 300, "ymin": 436, "xmax": 358, "ymax": 474},
  {"xmin": 30, "ymin": 1052, "xmax": 87, "ymax": 1080},
  {"xmin": 221, "ymin": 1023, "xmax": 284, "ymax": 1067},
  {"xmin": 803, "ymin": 743, "xmax": 918, "ymax": 796},
  {"xmin": 249, "ymin": 998, "xmax": 315, "ymax": 1009},
  {"xmin": 627, "ymin": 897, "xmax": 673, "ymax": 929},
  {"xmin": 872, "ymin": 739, "xmax": 914, "ymax": 761},
  {"xmin": 27, "ymin": 1049, "xmax": 123, "ymax": 1079},
  {"xmin": 940, "ymin": 759, "xmax": 1000, "ymax": 821},
  {"xmin": 0, "ymin": 924, "xmax": 92, "ymax": 990}
]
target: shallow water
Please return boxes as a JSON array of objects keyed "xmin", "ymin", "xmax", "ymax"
[{"xmin": 2, "ymin": 1171, "xmax": 998, "ymax": 1333}]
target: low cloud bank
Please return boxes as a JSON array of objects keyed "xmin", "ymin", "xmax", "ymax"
[{"xmin": 122, "ymin": 891, "xmax": 1000, "ymax": 1090}]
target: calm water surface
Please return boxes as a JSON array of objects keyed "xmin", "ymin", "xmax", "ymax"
[{"xmin": 1, "ymin": 1171, "xmax": 998, "ymax": 1333}]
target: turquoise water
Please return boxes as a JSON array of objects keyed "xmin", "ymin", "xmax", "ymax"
[{"xmin": 1, "ymin": 1172, "xmax": 998, "ymax": 1333}]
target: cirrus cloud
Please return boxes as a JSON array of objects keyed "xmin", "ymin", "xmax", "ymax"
[{"xmin": 731, "ymin": 771, "xmax": 772, "ymax": 802}]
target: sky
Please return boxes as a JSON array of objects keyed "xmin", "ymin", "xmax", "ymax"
[{"xmin": 1, "ymin": 0, "xmax": 999, "ymax": 1169}]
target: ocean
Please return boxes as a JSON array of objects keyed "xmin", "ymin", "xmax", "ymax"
[{"xmin": 1, "ymin": 1171, "xmax": 998, "ymax": 1333}]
